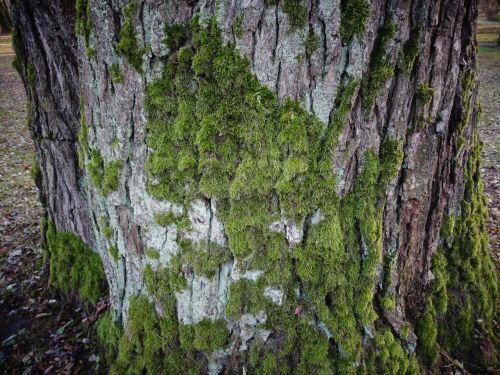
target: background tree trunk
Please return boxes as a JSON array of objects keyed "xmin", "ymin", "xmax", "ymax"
[{"xmin": 10, "ymin": 0, "xmax": 498, "ymax": 373}]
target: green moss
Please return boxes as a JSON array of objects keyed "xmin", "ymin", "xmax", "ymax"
[
  {"xmin": 440, "ymin": 215, "xmax": 455, "ymax": 239},
  {"xmin": 282, "ymin": 0, "xmax": 308, "ymax": 30},
  {"xmin": 191, "ymin": 318, "xmax": 229, "ymax": 351},
  {"xmin": 361, "ymin": 17, "xmax": 397, "ymax": 115},
  {"xmin": 108, "ymin": 245, "xmax": 120, "ymax": 261},
  {"xmin": 26, "ymin": 63, "xmax": 35, "ymax": 87},
  {"xmin": 153, "ymin": 211, "xmax": 190, "ymax": 230},
  {"xmin": 102, "ymin": 160, "xmax": 121, "ymax": 196},
  {"xmin": 225, "ymin": 279, "xmax": 266, "ymax": 319},
  {"xmin": 305, "ymin": 30, "xmax": 319, "ymax": 57},
  {"xmin": 378, "ymin": 136, "xmax": 404, "ymax": 186},
  {"xmin": 116, "ymin": 1, "xmax": 145, "ymax": 73},
  {"xmin": 100, "ymin": 217, "xmax": 113, "ymax": 240},
  {"xmin": 138, "ymin": 16, "xmax": 445, "ymax": 373},
  {"xmin": 85, "ymin": 149, "xmax": 121, "ymax": 196},
  {"xmin": 436, "ymin": 131, "xmax": 498, "ymax": 367},
  {"xmin": 45, "ymin": 221, "xmax": 105, "ymax": 304},
  {"xmin": 182, "ymin": 241, "xmax": 232, "ymax": 278},
  {"xmin": 96, "ymin": 312, "xmax": 122, "ymax": 363},
  {"xmin": 233, "ymin": 15, "xmax": 244, "ymax": 38},
  {"xmin": 417, "ymin": 83, "xmax": 436, "ymax": 106},
  {"xmin": 416, "ymin": 303, "xmax": 440, "ymax": 363},
  {"xmin": 76, "ymin": 0, "xmax": 92, "ymax": 49},
  {"xmin": 455, "ymin": 70, "xmax": 476, "ymax": 149},
  {"xmin": 77, "ymin": 99, "xmax": 89, "ymax": 169},
  {"xmin": 164, "ymin": 23, "xmax": 188, "ymax": 50},
  {"xmin": 400, "ymin": 25, "xmax": 421, "ymax": 74},
  {"xmin": 110, "ymin": 63, "xmax": 124, "ymax": 84},
  {"xmin": 145, "ymin": 247, "xmax": 160, "ymax": 260},
  {"xmin": 339, "ymin": 0, "xmax": 370, "ymax": 41},
  {"xmin": 417, "ymin": 130, "xmax": 498, "ymax": 370},
  {"xmin": 30, "ymin": 156, "xmax": 40, "ymax": 181},
  {"xmin": 87, "ymin": 149, "xmax": 104, "ymax": 187},
  {"xmin": 380, "ymin": 295, "xmax": 396, "ymax": 311},
  {"xmin": 364, "ymin": 329, "xmax": 421, "ymax": 374}
]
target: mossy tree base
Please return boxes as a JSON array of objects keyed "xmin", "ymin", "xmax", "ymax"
[{"xmin": 10, "ymin": 0, "xmax": 498, "ymax": 373}]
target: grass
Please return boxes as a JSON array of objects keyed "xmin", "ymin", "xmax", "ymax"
[{"xmin": 477, "ymin": 19, "xmax": 500, "ymax": 60}]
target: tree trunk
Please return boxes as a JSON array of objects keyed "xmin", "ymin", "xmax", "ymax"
[{"xmin": 10, "ymin": 0, "xmax": 498, "ymax": 373}]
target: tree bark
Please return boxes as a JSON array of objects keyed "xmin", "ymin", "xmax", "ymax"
[{"xmin": 10, "ymin": 0, "xmax": 498, "ymax": 373}]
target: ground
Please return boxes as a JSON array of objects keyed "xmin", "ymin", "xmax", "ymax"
[
  {"xmin": 477, "ymin": 20, "xmax": 500, "ymax": 267},
  {"xmin": 0, "ymin": 18, "xmax": 499, "ymax": 373}
]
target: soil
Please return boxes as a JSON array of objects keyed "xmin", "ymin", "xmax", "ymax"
[{"xmin": 0, "ymin": 19, "xmax": 498, "ymax": 374}]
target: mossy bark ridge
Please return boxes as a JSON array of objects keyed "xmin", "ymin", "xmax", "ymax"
[{"xmin": 10, "ymin": 0, "xmax": 497, "ymax": 373}]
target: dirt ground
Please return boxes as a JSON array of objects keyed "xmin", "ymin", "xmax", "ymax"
[
  {"xmin": 477, "ymin": 19, "xmax": 500, "ymax": 267},
  {"xmin": 0, "ymin": 20, "xmax": 498, "ymax": 374}
]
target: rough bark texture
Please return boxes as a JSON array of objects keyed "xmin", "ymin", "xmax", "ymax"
[{"xmin": 10, "ymin": 0, "xmax": 498, "ymax": 373}]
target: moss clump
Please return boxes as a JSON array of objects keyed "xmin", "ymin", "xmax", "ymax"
[
  {"xmin": 440, "ymin": 215, "xmax": 455, "ymax": 240},
  {"xmin": 417, "ymin": 83, "xmax": 435, "ymax": 107},
  {"xmin": 108, "ymin": 245, "xmax": 120, "ymax": 261},
  {"xmin": 26, "ymin": 63, "xmax": 35, "ymax": 87},
  {"xmin": 85, "ymin": 149, "xmax": 121, "ymax": 196},
  {"xmin": 190, "ymin": 318, "xmax": 229, "ymax": 351},
  {"xmin": 378, "ymin": 136, "xmax": 404, "ymax": 186},
  {"xmin": 100, "ymin": 217, "xmax": 113, "ymax": 239},
  {"xmin": 30, "ymin": 156, "xmax": 40, "ymax": 181},
  {"xmin": 400, "ymin": 25, "xmax": 421, "ymax": 73},
  {"xmin": 96, "ymin": 312, "xmax": 122, "ymax": 362},
  {"xmin": 282, "ymin": 0, "xmax": 308, "ymax": 30},
  {"xmin": 363, "ymin": 329, "xmax": 421, "ymax": 374},
  {"xmin": 455, "ymin": 70, "xmax": 476, "ymax": 149},
  {"xmin": 181, "ymin": 241, "xmax": 232, "ymax": 278},
  {"xmin": 305, "ymin": 30, "xmax": 319, "ymax": 57},
  {"xmin": 109, "ymin": 63, "xmax": 124, "ymax": 84},
  {"xmin": 225, "ymin": 279, "xmax": 266, "ymax": 319},
  {"xmin": 164, "ymin": 23, "xmax": 188, "ymax": 50},
  {"xmin": 45, "ymin": 221, "xmax": 106, "ymax": 304},
  {"xmin": 361, "ymin": 17, "xmax": 397, "ymax": 115},
  {"xmin": 145, "ymin": 247, "xmax": 160, "ymax": 260},
  {"xmin": 339, "ymin": 0, "xmax": 370, "ymax": 41},
  {"xmin": 325, "ymin": 79, "xmax": 359, "ymax": 149},
  {"xmin": 77, "ymin": 99, "xmax": 89, "ymax": 168},
  {"xmin": 436, "ymin": 131, "xmax": 498, "ymax": 368},
  {"xmin": 416, "ymin": 304, "xmax": 440, "ymax": 363},
  {"xmin": 102, "ymin": 160, "xmax": 121, "ymax": 195},
  {"xmin": 233, "ymin": 15, "xmax": 244, "ymax": 38},
  {"xmin": 415, "ymin": 83, "xmax": 436, "ymax": 128},
  {"xmin": 153, "ymin": 211, "xmax": 190, "ymax": 230},
  {"xmin": 116, "ymin": 1, "xmax": 145, "ymax": 73},
  {"xmin": 75, "ymin": 0, "xmax": 92, "ymax": 50},
  {"xmin": 417, "ymin": 130, "xmax": 498, "ymax": 370}
]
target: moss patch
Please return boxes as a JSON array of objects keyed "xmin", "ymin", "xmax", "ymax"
[
  {"xmin": 282, "ymin": 0, "xmax": 308, "ymax": 30},
  {"xmin": 75, "ymin": 0, "xmax": 92, "ymax": 52},
  {"xmin": 339, "ymin": 0, "xmax": 370, "ymax": 41},
  {"xmin": 137, "ymin": 16, "xmax": 425, "ymax": 372},
  {"xmin": 399, "ymin": 25, "xmax": 421, "ymax": 74},
  {"xmin": 45, "ymin": 221, "xmax": 106, "ymax": 304},
  {"xmin": 418, "ymin": 130, "xmax": 498, "ymax": 369},
  {"xmin": 116, "ymin": 1, "xmax": 145, "ymax": 73},
  {"xmin": 361, "ymin": 17, "xmax": 397, "ymax": 115}
]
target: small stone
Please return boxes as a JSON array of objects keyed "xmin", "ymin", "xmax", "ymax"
[
  {"xmin": 88, "ymin": 354, "xmax": 97, "ymax": 362},
  {"xmin": 47, "ymin": 299, "xmax": 57, "ymax": 305},
  {"xmin": 82, "ymin": 338, "xmax": 89, "ymax": 344}
]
